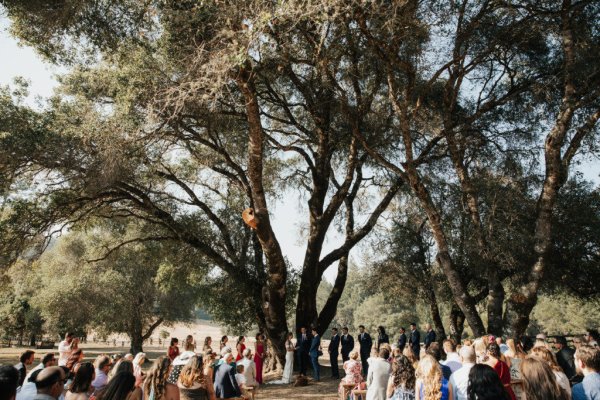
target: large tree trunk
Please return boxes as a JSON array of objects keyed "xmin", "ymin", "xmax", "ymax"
[
  {"xmin": 448, "ymin": 304, "xmax": 465, "ymax": 343},
  {"xmin": 237, "ymin": 67, "xmax": 289, "ymax": 365},
  {"xmin": 423, "ymin": 284, "xmax": 446, "ymax": 343}
]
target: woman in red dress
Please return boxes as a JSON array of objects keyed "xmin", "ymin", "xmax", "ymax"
[
  {"xmin": 486, "ymin": 343, "xmax": 517, "ymax": 400},
  {"xmin": 235, "ymin": 336, "xmax": 246, "ymax": 362},
  {"xmin": 253, "ymin": 333, "xmax": 265, "ymax": 385}
]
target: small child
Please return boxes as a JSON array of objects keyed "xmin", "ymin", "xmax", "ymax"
[{"xmin": 235, "ymin": 364, "xmax": 251, "ymax": 399}]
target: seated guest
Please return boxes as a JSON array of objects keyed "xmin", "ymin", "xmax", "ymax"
[
  {"xmin": 367, "ymin": 347, "xmax": 391, "ymax": 400},
  {"xmin": 143, "ymin": 356, "xmax": 172, "ymax": 400},
  {"xmin": 520, "ymin": 356, "xmax": 569, "ymax": 400},
  {"xmin": 237, "ymin": 349, "xmax": 258, "ymax": 387},
  {"xmin": 386, "ymin": 355, "xmax": 415, "ymax": 400},
  {"xmin": 467, "ymin": 364, "xmax": 510, "ymax": 400},
  {"xmin": 177, "ymin": 355, "xmax": 216, "ymax": 400},
  {"xmin": 339, "ymin": 351, "xmax": 363, "ymax": 393},
  {"xmin": 485, "ymin": 343, "xmax": 516, "ymax": 400},
  {"xmin": 554, "ymin": 336, "xmax": 577, "ymax": 384},
  {"xmin": 132, "ymin": 353, "xmax": 146, "ymax": 382},
  {"xmin": 26, "ymin": 354, "xmax": 56, "ymax": 381},
  {"xmin": 213, "ymin": 353, "xmax": 241, "ymax": 399},
  {"xmin": 34, "ymin": 366, "xmax": 67, "ymax": 400},
  {"xmin": 1, "ymin": 365, "xmax": 19, "ymax": 400},
  {"xmin": 415, "ymin": 355, "xmax": 450, "ymax": 400},
  {"xmin": 16, "ymin": 369, "xmax": 42, "ymax": 400},
  {"xmin": 530, "ymin": 346, "xmax": 571, "ymax": 395},
  {"xmin": 66, "ymin": 362, "xmax": 95, "ymax": 400},
  {"xmin": 65, "ymin": 350, "xmax": 84, "ymax": 373},
  {"xmin": 572, "ymin": 344, "xmax": 600, "ymax": 400},
  {"xmin": 442, "ymin": 341, "xmax": 462, "ymax": 374},
  {"xmin": 426, "ymin": 343, "xmax": 452, "ymax": 380},
  {"xmin": 449, "ymin": 345, "xmax": 476, "ymax": 400},
  {"xmin": 15, "ymin": 351, "xmax": 36, "ymax": 388},
  {"xmin": 91, "ymin": 355, "xmax": 111, "ymax": 392},
  {"xmin": 96, "ymin": 372, "xmax": 135, "ymax": 400},
  {"xmin": 108, "ymin": 361, "xmax": 142, "ymax": 400},
  {"xmin": 234, "ymin": 365, "xmax": 252, "ymax": 399}
]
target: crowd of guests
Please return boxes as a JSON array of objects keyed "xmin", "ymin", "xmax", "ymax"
[
  {"xmin": 330, "ymin": 326, "xmax": 600, "ymax": 400},
  {"xmin": 2, "ymin": 332, "xmax": 270, "ymax": 400},
  {"xmin": 2, "ymin": 328, "xmax": 599, "ymax": 400}
]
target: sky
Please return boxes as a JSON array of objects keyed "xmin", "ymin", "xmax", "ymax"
[{"xmin": 1, "ymin": 14, "xmax": 599, "ymax": 284}]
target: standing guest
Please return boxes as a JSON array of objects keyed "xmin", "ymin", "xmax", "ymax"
[
  {"xmin": 33, "ymin": 366, "xmax": 67, "ymax": 400},
  {"xmin": 585, "ymin": 330, "xmax": 600, "ymax": 345},
  {"xmin": 296, "ymin": 327, "xmax": 311, "ymax": 376},
  {"xmin": 398, "ymin": 328, "xmax": 407, "ymax": 353},
  {"xmin": 554, "ymin": 336, "xmax": 578, "ymax": 383},
  {"xmin": 572, "ymin": 344, "xmax": 600, "ymax": 400},
  {"xmin": 0, "ymin": 365, "xmax": 19, "ymax": 400},
  {"xmin": 235, "ymin": 337, "xmax": 246, "ymax": 363},
  {"xmin": 366, "ymin": 347, "xmax": 391, "ymax": 400},
  {"xmin": 358, "ymin": 325, "xmax": 373, "ymax": 377},
  {"xmin": 520, "ymin": 356, "xmax": 569, "ymax": 400},
  {"xmin": 143, "ymin": 356, "xmax": 171, "ymax": 400},
  {"xmin": 26, "ymin": 354, "xmax": 56, "ymax": 381},
  {"xmin": 253, "ymin": 333, "xmax": 265, "ymax": 385},
  {"xmin": 168, "ymin": 339, "xmax": 180, "ymax": 361},
  {"xmin": 213, "ymin": 353, "xmax": 240, "ymax": 399},
  {"xmin": 219, "ymin": 337, "xmax": 228, "ymax": 352},
  {"xmin": 415, "ymin": 355, "xmax": 450, "ymax": 400},
  {"xmin": 132, "ymin": 353, "xmax": 146, "ymax": 382},
  {"xmin": 485, "ymin": 343, "xmax": 516, "ymax": 400},
  {"xmin": 442, "ymin": 341, "xmax": 462, "ymax": 374},
  {"xmin": 339, "ymin": 351, "xmax": 363, "ymax": 396},
  {"xmin": 449, "ymin": 345, "xmax": 476, "ymax": 400},
  {"xmin": 409, "ymin": 324, "xmax": 421, "ymax": 360},
  {"xmin": 237, "ymin": 349, "xmax": 258, "ymax": 387},
  {"xmin": 309, "ymin": 328, "xmax": 321, "ymax": 382},
  {"xmin": 329, "ymin": 328, "xmax": 341, "ymax": 379},
  {"xmin": 91, "ymin": 355, "xmax": 112, "ymax": 392},
  {"xmin": 386, "ymin": 355, "xmax": 415, "ymax": 400},
  {"xmin": 403, "ymin": 347, "xmax": 419, "ymax": 370},
  {"xmin": 58, "ymin": 334, "xmax": 75, "ymax": 367},
  {"xmin": 424, "ymin": 324, "xmax": 436, "ymax": 351},
  {"xmin": 66, "ymin": 362, "xmax": 95, "ymax": 400},
  {"xmin": 177, "ymin": 355, "xmax": 216, "ymax": 400},
  {"xmin": 202, "ymin": 338, "xmax": 212, "ymax": 354},
  {"xmin": 97, "ymin": 372, "xmax": 136, "ymax": 400},
  {"xmin": 15, "ymin": 350, "xmax": 35, "ymax": 388},
  {"xmin": 184, "ymin": 336, "xmax": 196, "ymax": 353},
  {"xmin": 341, "ymin": 327, "xmax": 355, "ymax": 363},
  {"xmin": 466, "ymin": 364, "xmax": 509, "ymax": 400},
  {"xmin": 377, "ymin": 327, "xmax": 390, "ymax": 352},
  {"xmin": 530, "ymin": 346, "xmax": 571, "ymax": 395}
]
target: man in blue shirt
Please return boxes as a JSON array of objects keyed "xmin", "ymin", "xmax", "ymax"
[{"xmin": 572, "ymin": 344, "xmax": 600, "ymax": 400}]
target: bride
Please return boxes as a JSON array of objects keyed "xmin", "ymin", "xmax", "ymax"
[{"xmin": 270, "ymin": 332, "xmax": 295, "ymax": 384}]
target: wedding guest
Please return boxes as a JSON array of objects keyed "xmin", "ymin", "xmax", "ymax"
[
  {"xmin": 530, "ymin": 346, "xmax": 571, "ymax": 395},
  {"xmin": 143, "ymin": 356, "xmax": 172, "ymax": 400},
  {"xmin": 235, "ymin": 337, "xmax": 246, "ymax": 363},
  {"xmin": 168, "ymin": 339, "xmax": 180, "ymax": 361},
  {"xmin": 485, "ymin": 343, "xmax": 516, "ymax": 400},
  {"xmin": 339, "ymin": 351, "xmax": 363, "ymax": 396},
  {"xmin": 386, "ymin": 355, "xmax": 416, "ymax": 400},
  {"xmin": 254, "ymin": 334, "xmax": 266, "ymax": 384},
  {"xmin": 415, "ymin": 355, "xmax": 450, "ymax": 400},
  {"xmin": 520, "ymin": 356, "xmax": 569, "ymax": 400},
  {"xmin": 237, "ymin": 349, "xmax": 258, "ymax": 387},
  {"xmin": 97, "ymin": 372, "xmax": 136, "ymax": 400},
  {"xmin": 177, "ymin": 355, "xmax": 216, "ymax": 400},
  {"xmin": 66, "ymin": 362, "xmax": 95, "ymax": 400},
  {"xmin": 467, "ymin": 364, "xmax": 509, "ymax": 400}
]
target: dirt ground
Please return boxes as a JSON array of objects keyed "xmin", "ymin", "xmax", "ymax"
[{"xmin": 0, "ymin": 320, "xmax": 344, "ymax": 399}]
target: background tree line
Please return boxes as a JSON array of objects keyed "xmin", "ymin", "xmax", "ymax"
[{"xmin": 0, "ymin": 0, "xmax": 599, "ymax": 364}]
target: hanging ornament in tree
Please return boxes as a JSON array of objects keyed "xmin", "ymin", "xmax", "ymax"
[{"xmin": 242, "ymin": 208, "xmax": 258, "ymax": 230}]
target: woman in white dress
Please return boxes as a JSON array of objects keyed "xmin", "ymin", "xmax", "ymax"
[{"xmin": 282, "ymin": 332, "xmax": 295, "ymax": 383}]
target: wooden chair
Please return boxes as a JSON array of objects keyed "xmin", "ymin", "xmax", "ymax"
[
  {"xmin": 351, "ymin": 389, "xmax": 367, "ymax": 400},
  {"xmin": 340, "ymin": 383, "xmax": 356, "ymax": 400},
  {"xmin": 245, "ymin": 385, "xmax": 257, "ymax": 400}
]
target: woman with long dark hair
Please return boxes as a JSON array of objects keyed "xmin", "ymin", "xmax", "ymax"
[
  {"xmin": 377, "ymin": 326, "xmax": 390, "ymax": 351},
  {"xmin": 253, "ymin": 333, "xmax": 265, "ymax": 385},
  {"xmin": 143, "ymin": 356, "xmax": 172, "ymax": 400},
  {"xmin": 387, "ymin": 355, "xmax": 416, "ymax": 400},
  {"xmin": 235, "ymin": 337, "xmax": 246, "ymax": 362},
  {"xmin": 219, "ymin": 336, "xmax": 228, "ymax": 352},
  {"xmin": 168, "ymin": 338, "xmax": 180, "ymax": 361},
  {"xmin": 96, "ymin": 372, "xmax": 136, "ymax": 400},
  {"xmin": 467, "ymin": 364, "xmax": 509, "ymax": 400},
  {"xmin": 66, "ymin": 362, "xmax": 95, "ymax": 400}
]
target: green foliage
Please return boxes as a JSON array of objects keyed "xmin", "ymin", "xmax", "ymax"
[{"xmin": 529, "ymin": 294, "xmax": 600, "ymax": 336}]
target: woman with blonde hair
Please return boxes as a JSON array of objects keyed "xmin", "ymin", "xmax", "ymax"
[
  {"xmin": 133, "ymin": 353, "xmax": 147, "ymax": 382},
  {"xmin": 530, "ymin": 347, "xmax": 571, "ymax": 395},
  {"xmin": 403, "ymin": 346, "xmax": 419, "ymax": 370},
  {"xmin": 202, "ymin": 337, "xmax": 212, "ymax": 354},
  {"xmin": 177, "ymin": 355, "xmax": 216, "ymax": 400},
  {"xmin": 520, "ymin": 356, "xmax": 569, "ymax": 400},
  {"xmin": 143, "ymin": 356, "xmax": 172, "ymax": 400},
  {"xmin": 339, "ymin": 351, "xmax": 363, "ymax": 395},
  {"xmin": 415, "ymin": 354, "xmax": 452, "ymax": 400},
  {"xmin": 184, "ymin": 335, "xmax": 196, "ymax": 352}
]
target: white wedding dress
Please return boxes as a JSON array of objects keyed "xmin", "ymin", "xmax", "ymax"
[{"xmin": 269, "ymin": 339, "xmax": 295, "ymax": 384}]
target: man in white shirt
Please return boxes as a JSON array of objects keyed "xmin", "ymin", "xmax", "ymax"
[
  {"xmin": 57, "ymin": 334, "xmax": 74, "ymax": 367},
  {"xmin": 449, "ymin": 345, "xmax": 476, "ymax": 400},
  {"xmin": 442, "ymin": 340, "xmax": 462, "ymax": 373}
]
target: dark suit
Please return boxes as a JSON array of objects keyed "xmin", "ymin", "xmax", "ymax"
[
  {"xmin": 309, "ymin": 334, "xmax": 321, "ymax": 381},
  {"xmin": 357, "ymin": 332, "xmax": 372, "ymax": 376},
  {"xmin": 397, "ymin": 333, "xmax": 407, "ymax": 352},
  {"xmin": 328, "ymin": 334, "xmax": 340, "ymax": 378},
  {"xmin": 296, "ymin": 332, "xmax": 312, "ymax": 375},
  {"xmin": 341, "ymin": 334, "xmax": 354, "ymax": 362},
  {"xmin": 409, "ymin": 329, "xmax": 420, "ymax": 359},
  {"xmin": 377, "ymin": 333, "xmax": 389, "ymax": 351},
  {"xmin": 424, "ymin": 329, "xmax": 436, "ymax": 349},
  {"xmin": 15, "ymin": 363, "xmax": 26, "ymax": 387},
  {"xmin": 556, "ymin": 347, "xmax": 577, "ymax": 381},
  {"xmin": 213, "ymin": 363, "xmax": 241, "ymax": 399}
]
